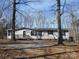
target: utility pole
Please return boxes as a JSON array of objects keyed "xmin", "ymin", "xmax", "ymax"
[
  {"xmin": 57, "ymin": 0, "xmax": 64, "ymax": 45},
  {"xmin": 12, "ymin": 0, "xmax": 16, "ymax": 41}
]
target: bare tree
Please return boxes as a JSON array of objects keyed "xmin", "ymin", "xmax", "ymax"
[
  {"xmin": 0, "ymin": 9, "xmax": 3, "ymax": 18},
  {"xmin": 56, "ymin": 0, "xmax": 64, "ymax": 45},
  {"xmin": 11, "ymin": 0, "xmax": 42, "ymax": 40},
  {"xmin": 69, "ymin": 10, "xmax": 79, "ymax": 42},
  {"xmin": 11, "ymin": 0, "xmax": 16, "ymax": 41}
]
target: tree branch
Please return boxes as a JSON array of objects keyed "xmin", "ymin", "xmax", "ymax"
[
  {"xmin": 16, "ymin": 8, "xmax": 26, "ymax": 19},
  {"xmin": 60, "ymin": 0, "xmax": 66, "ymax": 16},
  {"xmin": 16, "ymin": 0, "xmax": 41, "ymax": 4}
]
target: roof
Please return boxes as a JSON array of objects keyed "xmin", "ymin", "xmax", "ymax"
[
  {"xmin": 32, "ymin": 28, "xmax": 69, "ymax": 32},
  {"xmin": 15, "ymin": 27, "xmax": 32, "ymax": 31},
  {"xmin": 7, "ymin": 27, "xmax": 32, "ymax": 31},
  {"xmin": 7, "ymin": 27, "xmax": 69, "ymax": 32}
]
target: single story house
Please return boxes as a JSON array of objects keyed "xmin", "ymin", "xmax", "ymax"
[{"xmin": 7, "ymin": 28, "xmax": 69, "ymax": 40}]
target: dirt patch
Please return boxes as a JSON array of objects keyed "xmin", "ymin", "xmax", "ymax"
[{"xmin": 0, "ymin": 46, "xmax": 79, "ymax": 59}]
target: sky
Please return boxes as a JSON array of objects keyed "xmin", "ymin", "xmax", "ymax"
[{"xmin": 0, "ymin": 0, "xmax": 79, "ymax": 28}]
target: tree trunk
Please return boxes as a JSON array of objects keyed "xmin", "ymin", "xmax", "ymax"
[
  {"xmin": 12, "ymin": 0, "xmax": 16, "ymax": 41},
  {"xmin": 57, "ymin": 0, "xmax": 64, "ymax": 45}
]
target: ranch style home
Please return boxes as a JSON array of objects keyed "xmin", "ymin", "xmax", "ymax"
[{"xmin": 7, "ymin": 27, "xmax": 69, "ymax": 40}]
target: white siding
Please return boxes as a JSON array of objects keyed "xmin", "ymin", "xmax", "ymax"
[
  {"xmin": 7, "ymin": 29, "xmax": 69, "ymax": 40},
  {"xmin": 7, "ymin": 29, "xmax": 32, "ymax": 39},
  {"xmin": 15, "ymin": 29, "xmax": 32, "ymax": 39}
]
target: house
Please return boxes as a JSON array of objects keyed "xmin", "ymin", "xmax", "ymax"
[
  {"xmin": 7, "ymin": 28, "xmax": 32, "ymax": 39},
  {"xmin": 7, "ymin": 28, "xmax": 69, "ymax": 40}
]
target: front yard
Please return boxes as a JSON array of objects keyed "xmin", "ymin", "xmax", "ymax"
[{"xmin": 0, "ymin": 40, "xmax": 79, "ymax": 59}]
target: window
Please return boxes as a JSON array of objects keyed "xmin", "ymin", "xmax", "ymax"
[
  {"xmin": 62, "ymin": 32, "xmax": 65, "ymax": 36},
  {"xmin": 23, "ymin": 31, "xmax": 26, "ymax": 37},
  {"xmin": 37, "ymin": 32, "xmax": 42, "ymax": 36},
  {"xmin": 48, "ymin": 31, "xmax": 53, "ymax": 34},
  {"xmin": 8, "ymin": 30, "xmax": 12, "ymax": 36},
  {"xmin": 31, "ymin": 31, "xmax": 42, "ymax": 36},
  {"xmin": 31, "ymin": 31, "xmax": 37, "ymax": 36}
]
